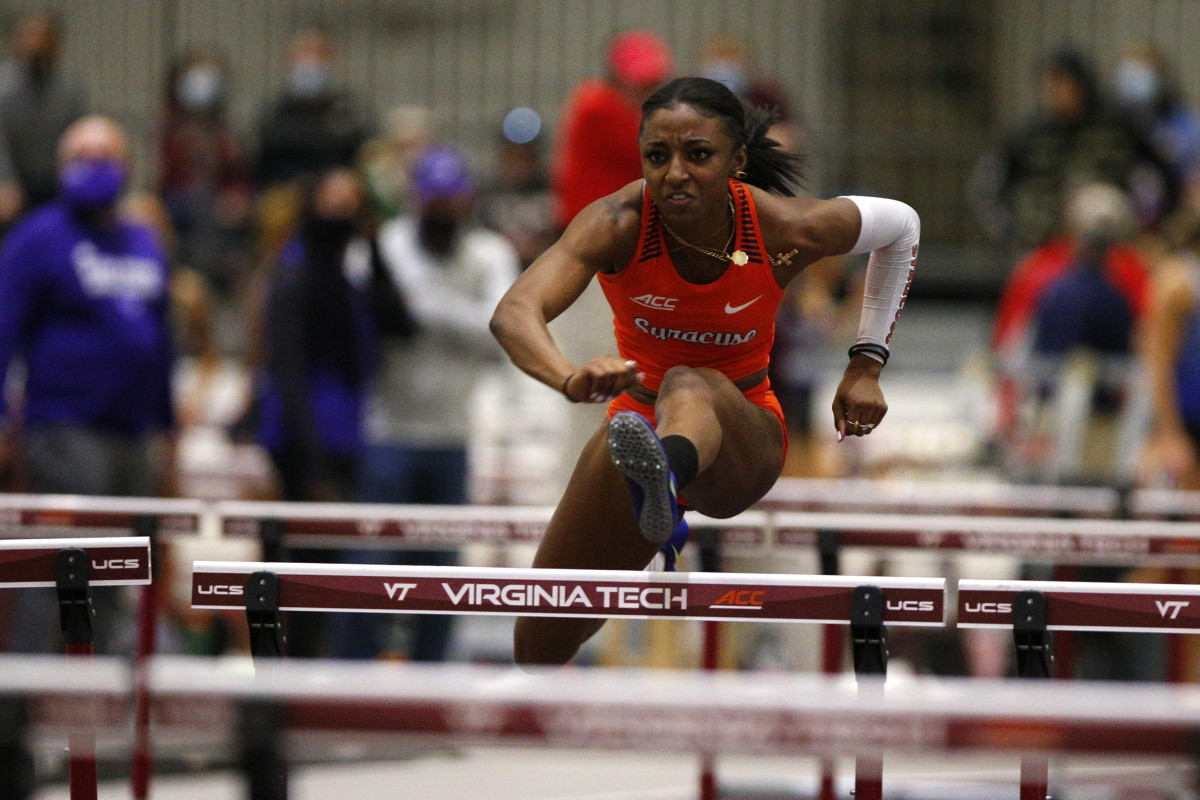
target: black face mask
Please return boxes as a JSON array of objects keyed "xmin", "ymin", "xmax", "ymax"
[
  {"xmin": 305, "ymin": 216, "xmax": 357, "ymax": 249},
  {"xmin": 418, "ymin": 216, "xmax": 459, "ymax": 256}
]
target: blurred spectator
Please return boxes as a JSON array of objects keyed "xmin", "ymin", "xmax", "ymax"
[
  {"xmin": 1140, "ymin": 210, "xmax": 1200, "ymax": 490},
  {"xmin": 698, "ymin": 34, "xmax": 803, "ymax": 152},
  {"xmin": 254, "ymin": 167, "xmax": 379, "ymax": 658},
  {"xmin": 479, "ymin": 130, "xmax": 557, "ymax": 270},
  {"xmin": 359, "ymin": 104, "xmax": 434, "ymax": 220},
  {"xmin": 769, "ymin": 255, "xmax": 851, "ymax": 477},
  {"xmin": 256, "ymin": 167, "xmax": 376, "ymax": 505},
  {"xmin": 551, "ymin": 29, "xmax": 673, "ymax": 228},
  {"xmin": 159, "ymin": 49, "xmax": 253, "ymax": 296},
  {"xmin": 327, "ymin": 146, "xmax": 519, "ymax": 662},
  {"xmin": 1114, "ymin": 43, "xmax": 1200, "ymax": 206},
  {"xmin": 992, "ymin": 182, "xmax": 1151, "ymax": 481},
  {"xmin": 0, "ymin": 117, "xmax": 175, "ymax": 653},
  {"xmin": 971, "ymin": 49, "xmax": 1178, "ymax": 250},
  {"xmin": 255, "ymin": 29, "xmax": 373, "ymax": 190},
  {"xmin": 1029, "ymin": 184, "xmax": 1142, "ymax": 358},
  {"xmin": 993, "ymin": 183, "xmax": 1150, "ymax": 365},
  {"xmin": 0, "ymin": 12, "xmax": 86, "ymax": 232}
]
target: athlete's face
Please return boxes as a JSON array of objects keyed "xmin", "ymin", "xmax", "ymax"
[{"xmin": 639, "ymin": 103, "xmax": 747, "ymax": 221}]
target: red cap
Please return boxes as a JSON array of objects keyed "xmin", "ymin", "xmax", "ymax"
[{"xmin": 607, "ymin": 30, "xmax": 673, "ymax": 88}]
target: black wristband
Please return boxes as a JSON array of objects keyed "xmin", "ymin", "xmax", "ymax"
[
  {"xmin": 561, "ymin": 373, "xmax": 578, "ymax": 402},
  {"xmin": 848, "ymin": 343, "xmax": 889, "ymax": 366}
]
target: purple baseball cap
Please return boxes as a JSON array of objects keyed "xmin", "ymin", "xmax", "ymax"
[{"xmin": 411, "ymin": 145, "xmax": 473, "ymax": 202}]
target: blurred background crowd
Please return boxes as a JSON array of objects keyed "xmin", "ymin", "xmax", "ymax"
[{"xmin": 1, "ymin": 0, "xmax": 1200, "ymax": 673}]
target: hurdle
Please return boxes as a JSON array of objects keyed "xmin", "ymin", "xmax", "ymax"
[
  {"xmin": 6, "ymin": 654, "xmax": 1197, "ymax": 800},
  {"xmin": 956, "ymin": 577, "xmax": 1200, "ymax": 800},
  {"xmin": 760, "ymin": 477, "xmax": 1120, "ymax": 518},
  {"xmin": 190, "ymin": 561, "xmax": 944, "ymax": 629},
  {"xmin": 1129, "ymin": 487, "xmax": 1200, "ymax": 521},
  {"xmin": 192, "ymin": 560, "xmax": 943, "ymax": 800},
  {"xmin": 0, "ymin": 494, "xmax": 207, "ymax": 538},
  {"xmin": 0, "ymin": 537, "xmax": 150, "ymax": 800},
  {"xmin": 0, "ymin": 495, "xmax": 208, "ymax": 800},
  {"xmin": 215, "ymin": 499, "xmax": 551, "ymax": 559}
]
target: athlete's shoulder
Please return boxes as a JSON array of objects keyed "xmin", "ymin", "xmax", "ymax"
[
  {"xmin": 748, "ymin": 188, "xmax": 842, "ymax": 257},
  {"xmin": 564, "ymin": 180, "xmax": 643, "ymax": 270}
]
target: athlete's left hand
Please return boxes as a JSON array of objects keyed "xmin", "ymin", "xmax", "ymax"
[{"xmin": 832, "ymin": 355, "xmax": 887, "ymax": 440}]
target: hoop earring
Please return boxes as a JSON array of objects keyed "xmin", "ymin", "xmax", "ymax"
[{"xmin": 735, "ymin": 170, "xmax": 747, "ymax": 178}]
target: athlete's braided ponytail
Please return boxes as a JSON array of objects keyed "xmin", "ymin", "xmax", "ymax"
[
  {"xmin": 740, "ymin": 104, "xmax": 802, "ymax": 197},
  {"xmin": 641, "ymin": 76, "xmax": 804, "ymax": 197}
]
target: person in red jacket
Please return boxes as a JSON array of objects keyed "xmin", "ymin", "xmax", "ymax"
[{"xmin": 551, "ymin": 30, "xmax": 673, "ymax": 229}]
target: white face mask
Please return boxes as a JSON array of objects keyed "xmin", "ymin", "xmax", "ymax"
[
  {"xmin": 177, "ymin": 65, "xmax": 222, "ymax": 109},
  {"xmin": 290, "ymin": 62, "xmax": 332, "ymax": 99},
  {"xmin": 1116, "ymin": 59, "xmax": 1160, "ymax": 106},
  {"xmin": 701, "ymin": 59, "xmax": 749, "ymax": 98}
]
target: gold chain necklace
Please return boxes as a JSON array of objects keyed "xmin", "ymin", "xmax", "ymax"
[{"xmin": 659, "ymin": 196, "xmax": 749, "ymax": 266}]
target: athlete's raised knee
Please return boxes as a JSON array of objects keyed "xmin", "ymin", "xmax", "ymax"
[{"xmin": 660, "ymin": 365, "xmax": 726, "ymax": 396}]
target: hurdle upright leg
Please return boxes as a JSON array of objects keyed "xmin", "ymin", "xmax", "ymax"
[
  {"xmin": 850, "ymin": 586, "xmax": 887, "ymax": 800},
  {"xmin": 56, "ymin": 549, "xmax": 97, "ymax": 800},
  {"xmin": 817, "ymin": 530, "xmax": 842, "ymax": 800},
  {"xmin": 697, "ymin": 527, "xmax": 721, "ymax": 800},
  {"xmin": 131, "ymin": 513, "xmax": 160, "ymax": 800},
  {"xmin": 1013, "ymin": 590, "xmax": 1053, "ymax": 800}
]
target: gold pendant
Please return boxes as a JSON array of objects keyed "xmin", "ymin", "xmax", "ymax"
[{"xmin": 731, "ymin": 250, "xmax": 749, "ymax": 266}]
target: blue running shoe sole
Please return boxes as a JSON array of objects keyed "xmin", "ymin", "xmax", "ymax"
[{"xmin": 607, "ymin": 411, "xmax": 679, "ymax": 544}]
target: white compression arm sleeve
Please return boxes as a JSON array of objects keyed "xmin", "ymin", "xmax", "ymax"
[{"xmin": 839, "ymin": 195, "xmax": 920, "ymax": 362}]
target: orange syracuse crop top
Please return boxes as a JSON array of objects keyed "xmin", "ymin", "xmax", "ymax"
[{"xmin": 598, "ymin": 179, "xmax": 783, "ymax": 392}]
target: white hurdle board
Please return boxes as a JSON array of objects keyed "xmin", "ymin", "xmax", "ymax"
[
  {"xmin": 0, "ymin": 536, "xmax": 152, "ymax": 587},
  {"xmin": 191, "ymin": 561, "xmax": 945, "ymax": 625},
  {"xmin": 958, "ymin": 579, "xmax": 1200, "ymax": 634}
]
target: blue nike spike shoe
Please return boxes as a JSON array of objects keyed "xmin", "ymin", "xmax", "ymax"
[
  {"xmin": 607, "ymin": 411, "xmax": 681, "ymax": 545},
  {"xmin": 658, "ymin": 515, "xmax": 690, "ymax": 572}
]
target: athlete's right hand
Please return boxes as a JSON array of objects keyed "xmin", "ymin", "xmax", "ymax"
[{"xmin": 563, "ymin": 357, "xmax": 643, "ymax": 403}]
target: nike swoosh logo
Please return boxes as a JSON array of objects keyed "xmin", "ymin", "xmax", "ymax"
[{"xmin": 724, "ymin": 296, "xmax": 762, "ymax": 314}]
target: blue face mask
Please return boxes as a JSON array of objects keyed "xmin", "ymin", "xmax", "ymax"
[
  {"xmin": 290, "ymin": 62, "xmax": 332, "ymax": 99},
  {"xmin": 1117, "ymin": 59, "xmax": 1160, "ymax": 106},
  {"xmin": 59, "ymin": 159, "xmax": 126, "ymax": 208}
]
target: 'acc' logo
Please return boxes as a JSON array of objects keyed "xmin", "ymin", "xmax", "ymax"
[
  {"xmin": 710, "ymin": 589, "xmax": 765, "ymax": 609},
  {"xmin": 631, "ymin": 294, "xmax": 678, "ymax": 310}
]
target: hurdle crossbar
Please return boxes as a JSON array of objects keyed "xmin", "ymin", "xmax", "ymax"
[
  {"xmin": 140, "ymin": 657, "xmax": 1200, "ymax": 760},
  {"xmin": 1128, "ymin": 488, "xmax": 1200, "ymax": 520},
  {"xmin": 1, "ymin": 655, "xmax": 1198, "ymax": 799},
  {"xmin": 0, "ymin": 495, "xmax": 204, "ymax": 537},
  {"xmin": 959, "ymin": 579, "xmax": 1200, "ymax": 634},
  {"xmin": 216, "ymin": 500, "xmax": 552, "ymax": 547},
  {"xmin": 206, "ymin": 500, "xmax": 1200, "ymax": 568},
  {"xmin": 0, "ymin": 537, "xmax": 151, "ymax": 587},
  {"xmin": 760, "ymin": 477, "xmax": 1119, "ymax": 517},
  {"xmin": 191, "ymin": 562, "xmax": 945, "ymax": 625},
  {"xmin": 754, "ymin": 511, "xmax": 1200, "ymax": 565},
  {"xmin": 3, "ymin": 654, "xmax": 1198, "ymax": 760}
]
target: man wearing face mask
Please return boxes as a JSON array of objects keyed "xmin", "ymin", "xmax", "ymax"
[
  {"xmin": 328, "ymin": 146, "xmax": 519, "ymax": 662},
  {"xmin": 0, "ymin": 13, "xmax": 87, "ymax": 232},
  {"xmin": 1114, "ymin": 44, "xmax": 1200, "ymax": 203},
  {"xmin": 159, "ymin": 50, "xmax": 252, "ymax": 295},
  {"xmin": 255, "ymin": 28, "xmax": 373, "ymax": 191},
  {"xmin": 0, "ymin": 117, "xmax": 175, "ymax": 652}
]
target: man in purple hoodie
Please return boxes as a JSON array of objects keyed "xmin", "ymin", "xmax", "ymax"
[{"xmin": 0, "ymin": 116, "xmax": 175, "ymax": 652}]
